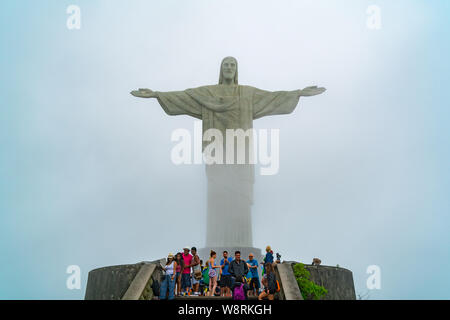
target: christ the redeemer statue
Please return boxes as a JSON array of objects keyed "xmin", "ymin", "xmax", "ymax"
[{"xmin": 131, "ymin": 57, "xmax": 325, "ymax": 255}]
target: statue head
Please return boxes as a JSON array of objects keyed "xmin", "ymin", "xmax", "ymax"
[{"xmin": 219, "ymin": 56, "xmax": 238, "ymax": 84}]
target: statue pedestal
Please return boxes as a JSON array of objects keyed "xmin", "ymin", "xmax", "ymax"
[{"xmin": 198, "ymin": 246, "xmax": 264, "ymax": 265}]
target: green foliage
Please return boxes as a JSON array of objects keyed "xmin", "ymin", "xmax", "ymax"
[{"xmin": 293, "ymin": 263, "xmax": 328, "ymax": 300}]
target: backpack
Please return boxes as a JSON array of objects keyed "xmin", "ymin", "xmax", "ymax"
[
  {"xmin": 233, "ymin": 283, "xmax": 245, "ymax": 300},
  {"xmin": 268, "ymin": 274, "xmax": 280, "ymax": 293},
  {"xmin": 202, "ymin": 267, "xmax": 209, "ymax": 284}
]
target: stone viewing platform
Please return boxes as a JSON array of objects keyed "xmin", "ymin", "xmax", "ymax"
[
  {"xmin": 85, "ymin": 259, "xmax": 356, "ymax": 300},
  {"xmin": 284, "ymin": 261, "xmax": 356, "ymax": 300}
]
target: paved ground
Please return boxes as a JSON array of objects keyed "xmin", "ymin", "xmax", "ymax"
[{"xmin": 175, "ymin": 295, "xmax": 259, "ymax": 300}]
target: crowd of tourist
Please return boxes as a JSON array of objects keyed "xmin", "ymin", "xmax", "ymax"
[{"xmin": 158, "ymin": 246, "xmax": 280, "ymax": 300}]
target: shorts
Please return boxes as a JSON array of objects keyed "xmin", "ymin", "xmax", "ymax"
[
  {"xmin": 209, "ymin": 269, "xmax": 217, "ymax": 278},
  {"xmin": 250, "ymin": 277, "xmax": 260, "ymax": 290},
  {"xmin": 191, "ymin": 273, "xmax": 200, "ymax": 285},
  {"xmin": 266, "ymin": 289, "xmax": 276, "ymax": 295},
  {"xmin": 181, "ymin": 273, "xmax": 191, "ymax": 289},
  {"xmin": 220, "ymin": 275, "xmax": 232, "ymax": 288}
]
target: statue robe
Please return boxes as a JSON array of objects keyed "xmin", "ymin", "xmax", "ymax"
[{"xmin": 155, "ymin": 84, "xmax": 300, "ymax": 247}]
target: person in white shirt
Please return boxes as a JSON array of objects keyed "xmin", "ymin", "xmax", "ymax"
[{"xmin": 160, "ymin": 253, "xmax": 177, "ymax": 300}]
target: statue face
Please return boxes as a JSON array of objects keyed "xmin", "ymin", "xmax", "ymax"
[{"xmin": 221, "ymin": 58, "xmax": 237, "ymax": 81}]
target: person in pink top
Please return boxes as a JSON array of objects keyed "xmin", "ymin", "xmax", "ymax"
[{"xmin": 181, "ymin": 246, "xmax": 193, "ymax": 295}]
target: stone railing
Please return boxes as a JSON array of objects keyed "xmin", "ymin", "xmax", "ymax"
[
  {"xmin": 283, "ymin": 261, "xmax": 356, "ymax": 300},
  {"xmin": 274, "ymin": 263, "xmax": 304, "ymax": 300},
  {"xmin": 85, "ymin": 260, "xmax": 164, "ymax": 300},
  {"xmin": 122, "ymin": 263, "xmax": 158, "ymax": 300},
  {"xmin": 85, "ymin": 259, "xmax": 355, "ymax": 300}
]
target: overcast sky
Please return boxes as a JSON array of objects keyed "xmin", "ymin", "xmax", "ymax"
[{"xmin": 1, "ymin": 0, "xmax": 449, "ymax": 299}]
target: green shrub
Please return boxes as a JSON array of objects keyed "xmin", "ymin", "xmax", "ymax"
[{"xmin": 293, "ymin": 263, "xmax": 328, "ymax": 300}]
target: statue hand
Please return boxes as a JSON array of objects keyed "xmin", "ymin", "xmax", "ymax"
[
  {"xmin": 299, "ymin": 86, "xmax": 326, "ymax": 97},
  {"xmin": 130, "ymin": 88, "xmax": 157, "ymax": 98}
]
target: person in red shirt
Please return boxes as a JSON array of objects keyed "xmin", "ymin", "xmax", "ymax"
[{"xmin": 181, "ymin": 246, "xmax": 193, "ymax": 295}]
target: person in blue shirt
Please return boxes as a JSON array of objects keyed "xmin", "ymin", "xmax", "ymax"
[
  {"xmin": 265, "ymin": 246, "xmax": 274, "ymax": 264},
  {"xmin": 246, "ymin": 253, "xmax": 260, "ymax": 297},
  {"xmin": 261, "ymin": 246, "xmax": 274, "ymax": 279},
  {"xmin": 220, "ymin": 251, "xmax": 233, "ymax": 296}
]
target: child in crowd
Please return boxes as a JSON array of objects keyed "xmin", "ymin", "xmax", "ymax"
[
  {"xmin": 202, "ymin": 259, "xmax": 210, "ymax": 296},
  {"xmin": 198, "ymin": 260, "xmax": 206, "ymax": 296},
  {"xmin": 265, "ymin": 245, "xmax": 274, "ymax": 264}
]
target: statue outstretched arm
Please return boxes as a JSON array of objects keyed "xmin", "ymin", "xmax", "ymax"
[
  {"xmin": 252, "ymin": 85, "xmax": 326, "ymax": 119},
  {"xmin": 131, "ymin": 88, "xmax": 203, "ymax": 119},
  {"xmin": 298, "ymin": 86, "xmax": 326, "ymax": 97},
  {"xmin": 130, "ymin": 88, "xmax": 157, "ymax": 98}
]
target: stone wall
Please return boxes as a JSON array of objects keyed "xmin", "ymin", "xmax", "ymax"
[
  {"xmin": 85, "ymin": 259, "xmax": 356, "ymax": 300},
  {"xmin": 85, "ymin": 263, "xmax": 142, "ymax": 300},
  {"xmin": 285, "ymin": 262, "xmax": 356, "ymax": 300},
  {"xmin": 304, "ymin": 265, "xmax": 356, "ymax": 300},
  {"xmin": 275, "ymin": 263, "xmax": 304, "ymax": 300},
  {"xmin": 85, "ymin": 260, "xmax": 164, "ymax": 300}
]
